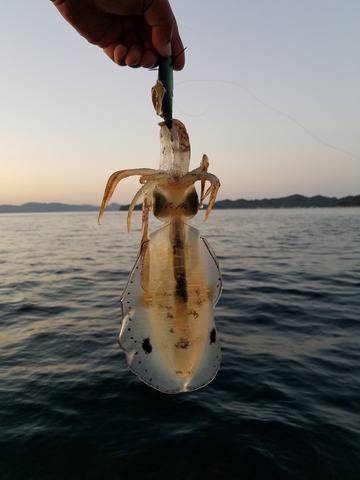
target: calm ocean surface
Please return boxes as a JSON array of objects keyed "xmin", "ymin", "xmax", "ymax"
[{"xmin": 0, "ymin": 209, "xmax": 359, "ymax": 479}]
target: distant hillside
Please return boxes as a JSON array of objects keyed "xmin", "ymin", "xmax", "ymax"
[
  {"xmin": 214, "ymin": 194, "xmax": 360, "ymax": 209},
  {"xmin": 0, "ymin": 195, "xmax": 359, "ymax": 213},
  {"xmin": 0, "ymin": 202, "xmax": 120, "ymax": 213},
  {"xmin": 120, "ymin": 194, "xmax": 360, "ymax": 210}
]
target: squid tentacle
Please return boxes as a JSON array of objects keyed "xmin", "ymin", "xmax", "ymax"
[
  {"xmin": 202, "ymin": 184, "xmax": 212, "ymax": 203},
  {"xmin": 98, "ymin": 151, "xmax": 219, "ymax": 225},
  {"xmin": 98, "ymin": 168, "xmax": 158, "ymax": 223},
  {"xmin": 187, "ymin": 154, "xmax": 212, "ymax": 206},
  {"xmin": 188, "ymin": 154, "xmax": 209, "ymax": 176},
  {"xmin": 200, "ymin": 154, "xmax": 209, "ymax": 205},
  {"xmin": 179, "ymin": 171, "xmax": 220, "ymax": 219},
  {"xmin": 204, "ymin": 181, "xmax": 220, "ymax": 220},
  {"xmin": 127, "ymin": 182, "xmax": 156, "ymax": 233},
  {"xmin": 139, "ymin": 172, "xmax": 172, "ymax": 184}
]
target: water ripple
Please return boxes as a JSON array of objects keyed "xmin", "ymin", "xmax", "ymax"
[{"xmin": 0, "ymin": 210, "xmax": 359, "ymax": 479}]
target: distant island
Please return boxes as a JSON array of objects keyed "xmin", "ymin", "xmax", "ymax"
[{"xmin": 0, "ymin": 194, "xmax": 359, "ymax": 213}]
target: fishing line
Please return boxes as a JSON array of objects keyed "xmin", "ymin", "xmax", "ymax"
[
  {"xmin": 176, "ymin": 79, "xmax": 360, "ymax": 161},
  {"xmin": 173, "ymin": 101, "xmax": 209, "ymax": 118}
]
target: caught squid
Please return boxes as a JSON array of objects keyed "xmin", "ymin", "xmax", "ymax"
[{"xmin": 99, "ymin": 72, "xmax": 222, "ymax": 393}]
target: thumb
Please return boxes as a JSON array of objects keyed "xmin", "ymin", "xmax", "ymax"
[
  {"xmin": 151, "ymin": 24, "xmax": 173, "ymax": 57},
  {"xmin": 144, "ymin": 0, "xmax": 174, "ymax": 57}
]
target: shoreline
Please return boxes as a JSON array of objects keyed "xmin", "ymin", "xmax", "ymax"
[{"xmin": 1, "ymin": 194, "xmax": 359, "ymax": 214}]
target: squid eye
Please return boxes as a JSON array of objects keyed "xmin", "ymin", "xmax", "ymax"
[
  {"xmin": 153, "ymin": 189, "xmax": 168, "ymax": 217},
  {"xmin": 184, "ymin": 188, "xmax": 199, "ymax": 217}
]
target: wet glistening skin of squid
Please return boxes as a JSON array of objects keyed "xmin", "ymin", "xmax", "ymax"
[{"xmin": 98, "ymin": 115, "xmax": 222, "ymax": 393}]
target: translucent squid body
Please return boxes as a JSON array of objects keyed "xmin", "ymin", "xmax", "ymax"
[{"xmin": 99, "ymin": 119, "xmax": 222, "ymax": 394}]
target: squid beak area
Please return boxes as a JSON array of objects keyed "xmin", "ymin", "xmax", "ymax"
[{"xmin": 152, "ymin": 184, "xmax": 200, "ymax": 220}]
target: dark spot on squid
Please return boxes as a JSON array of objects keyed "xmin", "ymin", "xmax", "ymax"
[
  {"xmin": 175, "ymin": 338, "xmax": 190, "ymax": 349},
  {"xmin": 173, "ymin": 241, "xmax": 183, "ymax": 254},
  {"xmin": 210, "ymin": 328, "xmax": 216, "ymax": 344},
  {"xmin": 167, "ymin": 312, "xmax": 174, "ymax": 319},
  {"xmin": 169, "ymin": 328, "xmax": 174, "ymax": 334},
  {"xmin": 175, "ymin": 272, "xmax": 188, "ymax": 302},
  {"xmin": 176, "ymin": 370, "xmax": 183, "ymax": 375},
  {"xmin": 142, "ymin": 337, "xmax": 152, "ymax": 354},
  {"xmin": 185, "ymin": 188, "xmax": 199, "ymax": 215},
  {"xmin": 153, "ymin": 190, "xmax": 168, "ymax": 218}
]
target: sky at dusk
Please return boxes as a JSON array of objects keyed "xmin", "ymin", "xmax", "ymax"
[{"xmin": 1, "ymin": 0, "xmax": 359, "ymax": 205}]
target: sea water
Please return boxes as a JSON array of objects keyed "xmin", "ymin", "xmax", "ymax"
[{"xmin": 0, "ymin": 209, "xmax": 359, "ymax": 479}]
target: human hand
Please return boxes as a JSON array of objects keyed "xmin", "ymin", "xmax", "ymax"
[{"xmin": 52, "ymin": 0, "xmax": 185, "ymax": 70}]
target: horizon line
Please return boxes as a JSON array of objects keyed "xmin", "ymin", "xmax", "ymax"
[{"xmin": 1, "ymin": 192, "xmax": 360, "ymax": 207}]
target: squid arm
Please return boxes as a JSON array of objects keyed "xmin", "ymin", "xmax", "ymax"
[
  {"xmin": 98, "ymin": 168, "xmax": 160, "ymax": 223},
  {"xmin": 127, "ymin": 182, "xmax": 156, "ymax": 233},
  {"xmin": 181, "ymin": 170, "xmax": 220, "ymax": 219}
]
